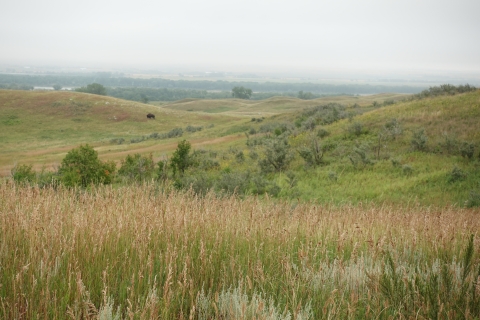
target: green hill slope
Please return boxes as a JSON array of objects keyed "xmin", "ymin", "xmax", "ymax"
[
  {"xmin": 280, "ymin": 89, "xmax": 480, "ymax": 205},
  {"xmin": 0, "ymin": 90, "xmax": 242, "ymax": 176},
  {"xmin": 2, "ymin": 89, "xmax": 479, "ymax": 206},
  {"xmin": 160, "ymin": 93, "xmax": 407, "ymax": 116}
]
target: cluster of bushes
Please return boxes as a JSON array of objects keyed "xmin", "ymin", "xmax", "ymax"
[
  {"xmin": 111, "ymin": 124, "xmax": 209, "ymax": 145},
  {"xmin": 12, "ymin": 145, "xmax": 115, "ymax": 188},
  {"xmin": 409, "ymin": 84, "xmax": 477, "ymax": 100}
]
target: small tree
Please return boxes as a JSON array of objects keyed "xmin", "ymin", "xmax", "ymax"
[
  {"xmin": 232, "ymin": 86, "xmax": 252, "ymax": 99},
  {"xmin": 170, "ymin": 140, "xmax": 192, "ymax": 176},
  {"xmin": 58, "ymin": 144, "xmax": 115, "ymax": 187},
  {"xmin": 298, "ymin": 91, "xmax": 314, "ymax": 100},
  {"xmin": 53, "ymin": 84, "xmax": 62, "ymax": 91}
]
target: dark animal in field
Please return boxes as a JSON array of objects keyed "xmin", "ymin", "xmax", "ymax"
[{"xmin": 147, "ymin": 113, "xmax": 155, "ymax": 119}]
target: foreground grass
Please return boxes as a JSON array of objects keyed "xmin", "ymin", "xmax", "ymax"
[{"xmin": 1, "ymin": 183, "xmax": 479, "ymax": 319}]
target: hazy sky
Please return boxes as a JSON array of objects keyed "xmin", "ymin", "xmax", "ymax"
[{"xmin": 1, "ymin": 0, "xmax": 480, "ymax": 77}]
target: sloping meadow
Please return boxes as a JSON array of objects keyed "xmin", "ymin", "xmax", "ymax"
[{"xmin": 1, "ymin": 183, "xmax": 479, "ymax": 319}]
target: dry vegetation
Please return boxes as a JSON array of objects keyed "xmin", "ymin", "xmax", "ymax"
[{"xmin": 1, "ymin": 183, "xmax": 479, "ymax": 319}]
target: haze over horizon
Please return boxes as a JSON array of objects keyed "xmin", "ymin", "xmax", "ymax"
[{"xmin": 2, "ymin": 0, "xmax": 480, "ymax": 80}]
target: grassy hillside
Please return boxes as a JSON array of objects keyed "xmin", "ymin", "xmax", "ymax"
[
  {"xmin": 157, "ymin": 93, "xmax": 407, "ymax": 116},
  {"xmin": 0, "ymin": 90, "xmax": 244, "ymax": 176},
  {"xmin": 267, "ymin": 90, "xmax": 480, "ymax": 205},
  {"xmin": 2, "ymin": 88, "xmax": 479, "ymax": 206}
]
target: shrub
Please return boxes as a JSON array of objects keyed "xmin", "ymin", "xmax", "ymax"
[
  {"xmin": 216, "ymin": 171, "xmax": 250, "ymax": 195},
  {"xmin": 11, "ymin": 164, "xmax": 36, "ymax": 184},
  {"xmin": 448, "ymin": 166, "xmax": 466, "ymax": 183},
  {"xmin": 163, "ymin": 128, "xmax": 183, "ymax": 139},
  {"xmin": 110, "ymin": 137, "xmax": 125, "ymax": 145},
  {"xmin": 251, "ymin": 175, "xmax": 280, "ymax": 197},
  {"xmin": 130, "ymin": 136, "xmax": 146, "ymax": 144},
  {"xmin": 297, "ymin": 139, "xmax": 325, "ymax": 167},
  {"xmin": 460, "ymin": 142, "xmax": 475, "ymax": 160},
  {"xmin": 384, "ymin": 118, "xmax": 403, "ymax": 140},
  {"xmin": 258, "ymin": 138, "xmax": 294, "ymax": 173},
  {"xmin": 185, "ymin": 125, "xmax": 203, "ymax": 133},
  {"xmin": 349, "ymin": 144, "xmax": 374, "ymax": 169},
  {"xmin": 391, "ymin": 158, "xmax": 401, "ymax": 167},
  {"xmin": 302, "ymin": 117, "xmax": 317, "ymax": 131},
  {"xmin": 235, "ymin": 151, "xmax": 245, "ymax": 163},
  {"xmin": 317, "ymin": 127, "xmax": 330, "ymax": 138},
  {"xmin": 383, "ymin": 99, "xmax": 395, "ymax": 106},
  {"xmin": 411, "ymin": 128, "xmax": 428, "ymax": 152},
  {"xmin": 118, "ymin": 154, "xmax": 155, "ymax": 182},
  {"xmin": 175, "ymin": 172, "xmax": 214, "ymax": 196},
  {"xmin": 58, "ymin": 144, "xmax": 115, "ymax": 187},
  {"xmin": 347, "ymin": 122, "xmax": 363, "ymax": 136}
]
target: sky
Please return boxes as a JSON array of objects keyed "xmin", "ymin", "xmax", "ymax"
[{"xmin": 1, "ymin": 0, "xmax": 480, "ymax": 79}]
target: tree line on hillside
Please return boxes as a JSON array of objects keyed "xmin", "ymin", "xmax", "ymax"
[{"xmin": 74, "ymin": 83, "xmax": 326, "ymax": 102}]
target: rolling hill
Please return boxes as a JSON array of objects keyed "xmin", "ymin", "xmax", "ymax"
[{"xmin": 1, "ymin": 88, "xmax": 479, "ymax": 206}]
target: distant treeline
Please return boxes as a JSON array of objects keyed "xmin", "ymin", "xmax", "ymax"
[
  {"xmin": 0, "ymin": 73, "xmax": 424, "ymax": 95},
  {"xmin": 106, "ymin": 87, "xmax": 326, "ymax": 102}
]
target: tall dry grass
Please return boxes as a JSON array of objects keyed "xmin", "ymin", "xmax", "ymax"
[{"xmin": 1, "ymin": 182, "xmax": 479, "ymax": 319}]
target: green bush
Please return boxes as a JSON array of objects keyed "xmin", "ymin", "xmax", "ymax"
[
  {"xmin": 448, "ymin": 166, "xmax": 466, "ymax": 183},
  {"xmin": 216, "ymin": 171, "xmax": 250, "ymax": 196},
  {"xmin": 58, "ymin": 144, "xmax": 116, "ymax": 187},
  {"xmin": 411, "ymin": 128, "xmax": 428, "ymax": 152},
  {"xmin": 349, "ymin": 144, "xmax": 374, "ymax": 169},
  {"xmin": 258, "ymin": 138, "xmax": 294, "ymax": 173},
  {"xmin": 384, "ymin": 118, "xmax": 403, "ymax": 140},
  {"xmin": 460, "ymin": 142, "xmax": 475, "ymax": 160},
  {"xmin": 316, "ymin": 127, "xmax": 330, "ymax": 138},
  {"xmin": 118, "ymin": 154, "xmax": 155, "ymax": 182},
  {"xmin": 347, "ymin": 122, "xmax": 363, "ymax": 136},
  {"xmin": 297, "ymin": 139, "xmax": 325, "ymax": 167},
  {"xmin": 11, "ymin": 164, "xmax": 36, "ymax": 184}
]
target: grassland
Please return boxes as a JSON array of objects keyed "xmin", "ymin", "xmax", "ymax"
[
  {"xmin": 1, "ymin": 88, "xmax": 480, "ymax": 318},
  {"xmin": 1, "ymin": 183, "xmax": 479, "ymax": 319},
  {"xmin": 1, "ymin": 89, "xmax": 480, "ymax": 206},
  {"xmin": 157, "ymin": 93, "xmax": 407, "ymax": 116},
  {"xmin": 0, "ymin": 90, "xmax": 244, "ymax": 176}
]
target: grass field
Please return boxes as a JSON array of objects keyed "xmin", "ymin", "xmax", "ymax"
[
  {"xmin": 1, "ymin": 89, "xmax": 480, "ymax": 206},
  {"xmin": 157, "ymin": 93, "xmax": 408, "ymax": 116},
  {"xmin": 1, "ymin": 88, "xmax": 480, "ymax": 318},
  {"xmin": 0, "ymin": 90, "xmax": 244, "ymax": 176},
  {"xmin": 1, "ymin": 183, "xmax": 479, "ymax": 319}
]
